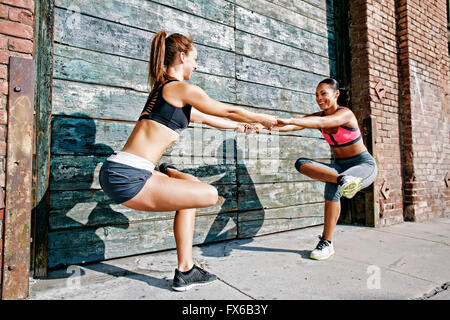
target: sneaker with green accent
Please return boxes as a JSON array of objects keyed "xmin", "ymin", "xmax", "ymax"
[
  {"xmin": 338, "ymin": 175, "xmax": 363, "ymax": 199},
  {"xmin": 310, "ymin": 236, "xmax": 335, "ymax": 260}
]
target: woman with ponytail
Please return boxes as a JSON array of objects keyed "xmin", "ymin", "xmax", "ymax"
[
  {"xmin": 99, "ymin": 31, "xmax": 277, "ymax": 291},
  {"xmin": 274, "ymin": 78, "xmax": 378, "ymax": 261}
]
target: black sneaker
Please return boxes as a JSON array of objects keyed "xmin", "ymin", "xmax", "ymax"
[{"xmin": 172, "ymin": 265, "xmax": 217, "ymax": 292}]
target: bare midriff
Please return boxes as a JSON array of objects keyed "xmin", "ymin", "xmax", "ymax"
[
  {"xmin": 331, "ymin": 138, "xmax": 367, "ymax": 159},
  {"xmin": 121, "ymin": 119, "xmax": 179, "ymax": 165}
]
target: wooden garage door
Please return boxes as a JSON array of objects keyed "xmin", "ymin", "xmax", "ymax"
[{"xmin": 37, "ymin": 0, "xmax": 336, "ymax": 269}]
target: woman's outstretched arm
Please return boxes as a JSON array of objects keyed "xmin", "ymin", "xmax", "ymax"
[
  {"xmin": 271, "ymin": 124, "xmax": 305, "ymax": 132},
  {"xmin": 190, "ymin": 108, "xmax": 259, "ymax": 133},
  {"xmin": 277, "ymin": 108, "xmax": 353, "ymax": 129},
  {"xmin": 181, "ymin": 83, "xmax": 277, "ymax": 129}
]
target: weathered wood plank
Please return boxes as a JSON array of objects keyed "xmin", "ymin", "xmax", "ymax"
[
  {"xmin": 49, "ymin": 154, "xmax": 237, "ymax": 191},
  {"xmin": 235, "ymin": 6, "xmax": 334, "ymax": 58},
  {"xmin": 239, "ymin": 203, "xmax": 324, "ymax": 222},
  {"xmin": 236, "ymin": 30, "xmax": 332, "ymax": 77},
  {"xmin": 53, "ymin": 44, "xmax": 148, "ymax": 92},
  {"xmin": 237, "ymin": 158, "xmax": 332, "ymax": 184},
  {"xmin": 53, "ymin": 44, "xmax": 235, "ymax": 102},
  {"xmin": 55, "ymin": 0, "xmax": 235, "ymax": 51},
  {"xmin": 236, "ymin": 55, "xmax": 325, "ymax": 94},
  {"xmin": 304, "ymin": 0, "xmax": 327, "ymax": 10},
  {"xmin": 235, "ymin": 0, "xmax": 330, "ymax": 38},
  {"xmin": 52, "ymin": 80, "xmax": 146, "ymax": 121},
  {"xmin": 33, "ymin": 0, "xmax": 55, "ymax": 277},
  {"xmin": 159, "ymin": 156, "xmax": 237, "ymax": 185},
  {"xmin": 235, "ymin": 132, "xmax": 331, "ymax": 160},
  {"xmin": 188, "ymin": 72, "xmax": 236, "ymax": 104},
  {"xmin": 238, "ymin": 203, "xmax": 324, "ymax": 238},
  {"xmin": 54, "ymin": 8, "xmax": 235, "ymax": 78},
  {"xmin": 47, "ymin": 212, "xmax": 238, "ymax": 268},
  {"xmin": 50, "ymin": 116, "xmax": 132, "ymax": 155},
  {"xmin": 239, "ymin": 216, "xmax": 324, "ymax": 238},
  {"xmin": 150, "ymin": 0, "xmax": 235, "ymax": 26},
  {"xmin": 264, "ymin": 0, "xmax": 327, "ymax": 23},
  {"xmin": 49, "ymin": 155, "xmax": 105, "ymax": 190},
  {"xmin": 49, "ymin": 183, "xmax": 237, "ymax": 230},
  {"xmin": 236, "ymin": 80, "xmax": 318, "ymax": 114},
  {"xmin": 238, "ymin": 180, "xmax": 325, "ymax": 211}
]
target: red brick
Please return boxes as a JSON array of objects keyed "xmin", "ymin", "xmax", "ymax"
[
  {"xmin": 0, "ymin": 64, "xmax": 6, "ymax": 79},
  {"xmin": 0, "ymin": 0, "xmax": 34, "ymax": 13},
  {"xmin": 0, "ymin": 94, "xmax": 6, "ymax": 109},
  {"xmin": 0, "ymin": 110, "xmax": 6, "ymax": 124},
  {"xmin": 0, "ymin": 20, "xmax": 33, "ymax": 39},
  {"xmin": 0, "ymin": 79, "xmax": 7, "ymax": 95},
  {"xmin": 0, "ymin": 50, "xmax": 9, "ymax": 64},
  {"xmin": 8, "ymin": 6, "xmax": 33, "ymax": 26},
  {"xmin": 8, "ymin": 37, "xmax": 33, "ymax": 54},
  {"xmin": 0, "ymin": 34, "xmax": 7, "ymax": 49},
  {"xmin": 0, "ymin": 172, "xmax": 5, "ymax": 187},
  {"xmin": 0, "ymin": 141, "xmax": 5, "ymax": 156},
  {"xmin": 0, "ymin": 4, "xmax": 7, "ymax": 18}
]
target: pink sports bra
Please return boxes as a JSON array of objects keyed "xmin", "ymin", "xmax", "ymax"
[{"xmin": 320, "ymin": 107, "xmax": 362, "ymax": 148}]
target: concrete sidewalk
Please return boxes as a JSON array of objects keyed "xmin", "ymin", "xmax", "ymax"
[{"xmin": 27, "ymin": 217, "xmax": 450, "ymax": 300}]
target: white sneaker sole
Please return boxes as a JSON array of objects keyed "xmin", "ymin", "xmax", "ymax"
[
  {"xmin": 340, "ymin": 178, "xmax": 363, "ymax": 199},
  {"xmin": 309, "ymin": 250, "xmax": 335, "ymax": 261},
  {"xmin": 172, "ymin": 279, "xmax": 216, "ymax": 292}
]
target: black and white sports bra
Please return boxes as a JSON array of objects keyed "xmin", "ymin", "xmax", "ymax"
[{"xmin": 138, "ymin": 80, "xmax": 192, "ymax": 133}]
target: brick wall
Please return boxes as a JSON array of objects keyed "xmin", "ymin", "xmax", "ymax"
[
  {"xmin": 397, "ymin": 0, "xmax": 450, "ymax": 221},
  {"xmin": 350, "ymin": 0, "xmax": 450, "ymax": 226},
  {"xmin": 350, "ymin": 0, "xmax": 405, "ymax": 226},
  {"xmin": 0, "ymin": 0, "xmax": 35, "ymax": 297}
]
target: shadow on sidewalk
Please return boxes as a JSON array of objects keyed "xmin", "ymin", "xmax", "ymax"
[
  {"xmin": 46, "ymin": 261, "xmax": 172, "ymax": 291},
  {"xmin": 198, "ymin": 239, "xmax": 312, "ymax": 260},
  {"xmin": 233, "ymin": 246, "xmax": 311, "ymax": 260}
]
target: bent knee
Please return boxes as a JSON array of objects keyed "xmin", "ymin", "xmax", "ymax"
[
  {"xmin": 203, "ymin": 185, "xmax": 219, "ymax": 207},
  {"xmin": 325, "ymin": 182, "xmax": 341, "ymax": 202},
  {"xmin": 295, "ymin": 157, "xmax": 312, "ymax": 173}
]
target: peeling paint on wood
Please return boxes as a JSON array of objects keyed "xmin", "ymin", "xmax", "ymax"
[
  {"xmin": 236, "ymin": 30, "xmax": 332, "ymax": 77},
  {"xmin": 235, "ymin": 0, "xmax": 331, "ymax": 38},
  {"xmin": 235, "ymin": 6, "xmax": 334, "ymax": 58},
  {"xmin": 55, "ymin": 0, "xmax": 235, "ymax": 51},
  {"xmin": 54, "ymin": 7, "xmax": 235, "ymax": 78}
]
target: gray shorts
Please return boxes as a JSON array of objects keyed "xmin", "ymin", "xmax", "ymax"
[
  {"xmin": 295, "ymin": 151, "xmax": 378, "ymax": 202},
  {"xmin": 99, "ymin": 152, "xmax": 155, "ymax": 204}
]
